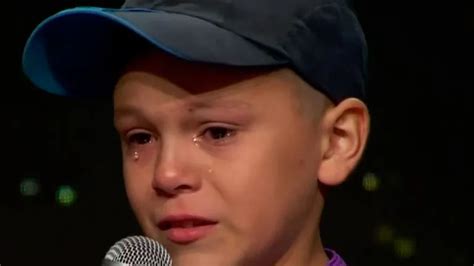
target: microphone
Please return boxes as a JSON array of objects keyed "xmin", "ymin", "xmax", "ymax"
[{"xmin": 101, "ymin": 235, "xmax": 172, "ymax": 265}]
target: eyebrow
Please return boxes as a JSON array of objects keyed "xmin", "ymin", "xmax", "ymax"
[
  {"xmin": 185, "ymin": 99, "xmax": 252, "ymax": 113},
  {"xmin": 114, "ymin": 105, "xmax": 144, "ymax": 118},
  {"xmin": 113, "ymin": 106, "xmax": 150, "ymax": 129},
  {"xmin": 114, "ymin": 99, "xmax": 252, "ymax": 119}
]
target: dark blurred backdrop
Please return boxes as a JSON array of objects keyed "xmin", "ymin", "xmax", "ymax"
[{"xmin": 1, "ymin": 0, "xmax": 472, "ymax": 265}]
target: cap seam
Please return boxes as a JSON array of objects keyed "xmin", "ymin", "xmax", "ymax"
[{"xmin": 150, "ymin": 7, "xmax": 289, "ymax": 62}]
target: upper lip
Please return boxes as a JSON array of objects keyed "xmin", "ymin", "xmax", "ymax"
[{"xmin": 158, "ymin": 214, "xmax": 218, "ymax": 230}]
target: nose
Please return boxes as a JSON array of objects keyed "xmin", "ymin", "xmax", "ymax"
[{"xmin": 151, "ymin": 137, "xmax": 202, "ymax": 197}]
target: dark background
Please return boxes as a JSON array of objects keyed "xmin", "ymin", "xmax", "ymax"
[{"xmin": 1, "ymin": 0, "xmax": 472, "ymax": 265}]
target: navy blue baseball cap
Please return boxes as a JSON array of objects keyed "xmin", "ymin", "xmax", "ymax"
[{"xmin": 22, "ymin": 0, "xmax": 367, "ymax": 103}]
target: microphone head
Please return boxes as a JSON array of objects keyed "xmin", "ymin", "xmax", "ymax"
[{"xmin": 103, "ymin": 235, "xmax": 172, "ymax": 265}]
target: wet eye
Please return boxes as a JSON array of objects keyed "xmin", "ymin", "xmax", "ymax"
[
  {"xmin": 127, "ymin": 132, "xmax": 153, "ymax": 145},
  {"xmin": 203, "ymin": 127, "xmax": 235, "ymax": 141}
]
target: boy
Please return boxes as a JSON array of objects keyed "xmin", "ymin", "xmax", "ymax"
[{"xmin": 22, "ymin": 0, "xmax": 369, "ymax": 265}]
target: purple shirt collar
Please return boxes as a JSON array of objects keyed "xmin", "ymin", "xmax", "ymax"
[{"xmin": 325, "ymin": 249, "xmax": 347, "ymax": 266}]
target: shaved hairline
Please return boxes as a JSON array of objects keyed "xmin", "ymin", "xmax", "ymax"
[{"xmin": 275, "ymin": 68, "xmax": 333, "ymax": 126}]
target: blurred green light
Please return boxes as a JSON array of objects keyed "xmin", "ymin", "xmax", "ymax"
[
  {"xmin": 394, "ymin": 237, "xmax": 416, "ymax": 259},
  {"xmin": 20, "ymin": 178, "xmax": 41, "ymax": 197},
  {"xmin": 56, "ymin": 185, "xmax": 77, "ymax": 207},
  {"xmin": 374, "ymin": 224, "xmax": 394, "ymax": 245},
  {"xmin": 362, "ymin": 172, "xmax": 380, "ymax": 191}
]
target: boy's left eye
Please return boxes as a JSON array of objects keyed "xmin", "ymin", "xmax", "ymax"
[
  {"xmin": 205, "ymin": 127, "xmax": 234, "ymax": 140},
  {"xmin": 199, "ymin": 126, "xmax": 237, "ymax": 145}
]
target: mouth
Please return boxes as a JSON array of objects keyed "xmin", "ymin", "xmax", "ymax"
[
  {"xmin": 158, "ymin": 215, "xmax": 218, "ymax": 244},
  {"xmin": 158, "ymin": 219, "xmax": 217, "ymax": 230}
]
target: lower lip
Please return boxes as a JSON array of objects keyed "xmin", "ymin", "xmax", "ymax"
[{"xmin": 165, "ymin": 224, "xmax": 217, "ymax": 244}]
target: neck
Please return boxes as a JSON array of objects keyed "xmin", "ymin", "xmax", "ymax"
[{"xmin": 274, "ymin": 191, "xmax": 328, "ymax": 266}]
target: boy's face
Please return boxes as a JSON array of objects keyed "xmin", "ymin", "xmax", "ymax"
[{"xmin": 113, "ymin": 52, "xmax": 330, "ymax": 265}]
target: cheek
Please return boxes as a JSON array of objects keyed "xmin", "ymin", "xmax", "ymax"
[
  {"xmin": 221, "ymin": 129, "xmax": 319, "ymax": 236},
  {"xmin": 121, "ymin": 142, "xmax": 157, "ymax": 199},
  {"xmin": 122, "ymin": 159, "xmax": 153, "ymax": 220}
]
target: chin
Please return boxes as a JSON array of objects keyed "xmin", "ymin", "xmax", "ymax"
[{"xmin": 170, "ymin": 252, "xmax": 235, "ymax": 266}]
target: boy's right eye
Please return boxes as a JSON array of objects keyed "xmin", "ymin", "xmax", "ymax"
[{"xmin": 127, "ymin": 132, "xmax": 153, "ymax": 145}]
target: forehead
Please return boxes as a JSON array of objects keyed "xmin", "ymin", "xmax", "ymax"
[
  {"xmin": 114, "ymin": 50, "xmax": 311, "ymax": 111},
  {"xmin": 119, "ymin": 50, "xmax": 276, "ymax": 94}
]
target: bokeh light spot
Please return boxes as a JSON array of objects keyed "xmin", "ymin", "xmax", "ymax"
[
  {"xmin": 56, "ymin": 185, "xmax": 77, "ymax": 207},
  {"xmin": 394, "ymin": 237, "xmax": 416, "ymax": 259},
  {"xmin": 20, "ymin": 178, "xmax": 41, "ymax": 197},
  {"xmin": 363, "ymin": 172, "xmax": 380, "ymax": 191}
]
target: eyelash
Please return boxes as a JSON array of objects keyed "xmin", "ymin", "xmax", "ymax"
[
  {"xmin": 199, "ymin": 126, "xmax": 236, "ymax": 145},
  {"xmin": 124, "ymin": 125, "xmax": 237, "ymax": 147},
  {"xmin": 125, "ymin": 131, "xmax": 154, "ymax": 147}
]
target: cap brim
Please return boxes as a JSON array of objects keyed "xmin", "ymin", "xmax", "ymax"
[{"xmin": 22, "ymin": 7, "xmax": 287, "ymax": 97}]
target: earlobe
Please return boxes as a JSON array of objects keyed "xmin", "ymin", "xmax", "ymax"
[{"xmin": 318, "ymin": 98, "xmax": 370, "ymax": 185}]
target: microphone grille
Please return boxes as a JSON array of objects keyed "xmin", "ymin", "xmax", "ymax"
[{"xmin": 104, "ymin": 235, "xmax": 172, "ymax": 265}]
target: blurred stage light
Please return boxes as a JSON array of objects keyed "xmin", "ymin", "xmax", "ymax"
[
  {"xmin": 56, "ymin": 185, "xmax": 77, "ymax": 207},
  {"xmin": 374, "ymin": 224, "xmax": 394, "ymax": 245},
  {"xmin": 362, "ymin": 172, "xmax": 380, "ymax": 191},
  {"xmin": 20, "ymin": 178, "xmax": 41, "ymax": 197},
  {"xmin": 394, "ymin": 237, "xmax": 416, "ymax": 259}
]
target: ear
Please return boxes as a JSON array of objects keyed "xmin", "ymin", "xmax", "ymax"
[{"xmin": 318, "ymin": 98, "xmax": 370, "ymax": 185}]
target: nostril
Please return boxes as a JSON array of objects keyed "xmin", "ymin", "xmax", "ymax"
[
  {"xmin": 154, "ymin": 188, "xmax": 176, "ymax": 198},
  {"xmin": 153, "ymin": 184, "xmax": 194, "ymax": 197},
  {"xmin": 175, "ymin": 184, "xmax": 193, "ymax": 191}
]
